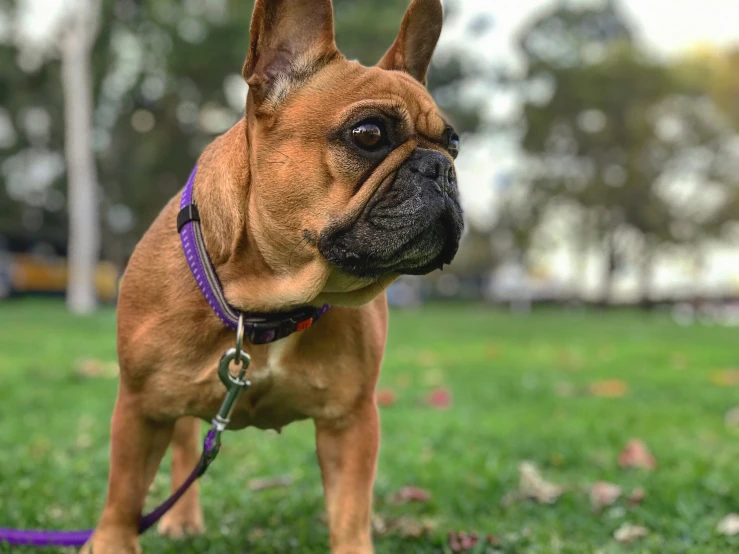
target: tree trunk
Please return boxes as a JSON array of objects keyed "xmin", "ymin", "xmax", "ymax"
[
  {"xmin": 638, "ymin": 236, "xmax": 655, "ymax": 311},
  {"xmin": 61, "ymin": 5, "xmax": 100, "ymax": 315},
  {"xmin": 598, "ymin": 232, "xmax": 616, "ymax": 308},
  {"xmin": 574, "ymin": 214, "xmax": 594, "ymax": 304}
]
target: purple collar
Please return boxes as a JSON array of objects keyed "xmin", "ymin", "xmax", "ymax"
[{"xmin": 177, "ymin": 166, "xmax": 329, "ymax": 344}]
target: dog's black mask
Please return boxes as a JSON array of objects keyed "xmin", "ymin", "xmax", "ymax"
[{"xmin": 319, "ymin": 148, "xmax": 464, "ymax": 279}]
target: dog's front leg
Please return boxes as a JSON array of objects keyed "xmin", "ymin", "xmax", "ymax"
[
  {"xmin": 316, "ymin": 398, "xmax": 379, "ymax": 554},
  {"xmin": 157, "ymin": 416, "xmax": 205, "ymax": 538},
  {"xmin": 82, "ymin": 388, "xmax": 174, "ymax": 554}
]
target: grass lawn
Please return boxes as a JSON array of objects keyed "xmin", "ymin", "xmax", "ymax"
[{"xmin": 1, "ymin": 299, "xmax": 738, "ymax": 553}]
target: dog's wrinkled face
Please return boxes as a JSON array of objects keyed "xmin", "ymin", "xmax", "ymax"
[
  {"xmin": 317, "ymin": 73, "xmax": 463, "ymax": 279},
  {"xmin": 242, "ymin": 0, "xmax": 463, "ymax": 305}
]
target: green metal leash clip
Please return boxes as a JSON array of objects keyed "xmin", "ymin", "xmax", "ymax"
[{"xmin": 210, "ymin": 315, "xmax": 251, "ymax": 451}]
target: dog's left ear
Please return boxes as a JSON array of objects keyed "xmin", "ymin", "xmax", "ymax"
[
  {"xmin": 243, "ymin": 0, "xmax": 339, "ymax": 106},
  {"xmin": 377, "ymin": 0, "xmax": 443, "ymax": 86}
]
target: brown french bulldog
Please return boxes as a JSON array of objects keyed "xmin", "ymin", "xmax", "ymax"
[{"xmin": 83, "ymin": 0, "xmax": 463, "ymax": 552}]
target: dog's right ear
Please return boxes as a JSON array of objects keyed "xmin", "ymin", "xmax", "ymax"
[
  {"xmin": 243, "ymin": 0, "xmax": 339, "ymax": 108},
  {"xmin": 377, "ymin": 0, "xmax": 443, "ymax": 86}
]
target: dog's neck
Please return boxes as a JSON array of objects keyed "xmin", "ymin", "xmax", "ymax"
[
  {"xmin": 190, "ymin": 119, "xmax": 332, "ymax": 312},
  {"xmin": 192, "ymin": 120, "xmax": 250, "ymax": 266}
]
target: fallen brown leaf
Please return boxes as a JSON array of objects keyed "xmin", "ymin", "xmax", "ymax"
[
  {"xmin": 717, "ymin": 513, "xmax": 739, "ymax": 536},
  {"xmin": 426, "ymin": 387, "xmax": 452, "ymax": 409},
  {"xmin": 247, "ymin": 476, "xmax": 292, "ymax": 491},
  {"xmin": 710, "ymin": 369, "xmax": 739, "ymax": 387},
  {"xmin": 371, "ymin": 514, "xmax": 387, "ymax": 535},
  {"xmin": 589, "ymin": 379, "xmax": 628, "ymax": 398},
  {"xmin": 590, "ymin": 481, "xmax": 622, "ymax": 512},
  {"xmin": 618, "ymin": 439, "xmax": 657, "ymax": 470},
  {"xmin": 394, "ymin": 517, "xmax": 436, "ymax": 538},
  {"xmin": 614, "ymin": 523, "xmax": 649, "ymax": 543},
  {"xmin": 372, "ymin": 515, "xmax": 436, "ymax": 538},
  {"xmin": 448, "ymin": 531, "xmax": 479, "ymax": 552},
  {"xmin": 390, "ymin": 486, "xmax": 431, "ymax": 505},
  {"xmin": 517, "ymin": 461, "xmax": 564, "ymax": 504},
  {"xmin": 376, "ymin": 388, "xmax": 396, "ymax": 407},
  {"xmin": 627, "ymin": 487, "xmax": 646, "ymax": 506}
]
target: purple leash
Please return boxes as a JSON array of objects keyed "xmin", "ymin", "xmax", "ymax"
[
  {"xmin": 0, "ymin": 317, "xmax": 250, "ymax": 548},
  {"xmin": 0, "ymin": 306, "xmax": 253, "ymax": 548},
  {"xmin": 0, "ymin": 429, "xmax": 220, "ymax": 547}
]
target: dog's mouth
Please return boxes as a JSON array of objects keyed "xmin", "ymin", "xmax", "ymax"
[
  {"xmin": 318, "ymin": 149, "xmax": 464, "ymax": 279},
  {"xmin": 319, "ymin": 210, "xmax": 459, "ymax": 279}
]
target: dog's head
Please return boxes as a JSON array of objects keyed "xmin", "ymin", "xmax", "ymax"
[{"xmin": 241, "ymin": 0, "xmax": 463, "ymax": 306}]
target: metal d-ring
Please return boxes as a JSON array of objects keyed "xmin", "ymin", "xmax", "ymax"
[{"xmin": 234, "ymin": 313, "xmax": 244, "ymax": 362}]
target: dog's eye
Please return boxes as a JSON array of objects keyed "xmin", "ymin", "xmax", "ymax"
[
  {"xmin": 448, "ymin": 132, "xmax": 460, "ymax": 159},
  {"xmin": 352, "ymin": 121, "xmax": 388, "ymax": 151}
]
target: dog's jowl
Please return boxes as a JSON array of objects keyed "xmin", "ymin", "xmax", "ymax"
[{"xmin": 83, "ymin": 1, "xmax": 463, "ymax": 553}]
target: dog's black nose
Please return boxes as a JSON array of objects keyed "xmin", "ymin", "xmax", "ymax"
[
  {"xmin": 409, "ymin": 148, "xmax": 456, "ymax": 195},
  {"xmin": 410, "ymin": 149, "xmax": 452, "ymax": 180}
]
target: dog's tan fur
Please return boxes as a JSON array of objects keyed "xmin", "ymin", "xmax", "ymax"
[{"xmin": 84, "ymin": 1, "xmax": 450, "ymax": 553}]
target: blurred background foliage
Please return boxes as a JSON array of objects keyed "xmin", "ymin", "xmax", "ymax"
[
  {"xmin": 505, "ymin": 1, "xmax": 739, "ymax": 306},
  {"xmin": 0, "ymin": 0, "xmax": 737, "ymax": 309}
]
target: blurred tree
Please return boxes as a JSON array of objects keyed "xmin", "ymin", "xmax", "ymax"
[
  {"xmin": 510, "ymin": 0, "xmax": 736, "ymax": 306},
  {"xmin": 427, "ymin": 1, "xmax": 489, "ymax": 135},
  {"xmin": 683, "ymin": 47, "xmax": 739, "ymax": 128},
  {"xmin": 447, "ymin": 223, "xmax": 496, "ymax": 277},
  {"xmin": 0, "ymin": 4, "xmax": 68, "ymax": 243},
  {"xmin": 675, "ymin": 46, "xmax": 739, "ymax": 242},
  {"xmin": 334, "ymin": 0, "xmax": 410, "ymax": 63}
]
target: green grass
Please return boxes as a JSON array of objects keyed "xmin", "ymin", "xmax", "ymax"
[{"xmin": 1, "ymin": 299, "xmax": 738, "ymax": 553}]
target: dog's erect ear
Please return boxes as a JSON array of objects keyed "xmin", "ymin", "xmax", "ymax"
[
  {"xmin": 377, "ymin": 0, "xmax": 443, "ymax": 85},
  {"xmin": 243, "ymin": 0, "xmax": 339, "ymax": 106}
]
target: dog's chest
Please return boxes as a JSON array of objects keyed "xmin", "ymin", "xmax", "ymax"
[{"xmin": 225, "ymin": 335, "xmax": 339, "ymax": 429}]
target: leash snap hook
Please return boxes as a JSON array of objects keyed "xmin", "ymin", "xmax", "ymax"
[
  {"xmin": 218, "ymin": 350, "xmax": 251, "ymax": 390},
  {"xmin": 213, "ymin": 314, "xmax": 251, "ymax": 434},
  {"xmin": 212, "ymin": 349, "xmax": 250, "ymax": 434},
  {"xmin": 219, "ymin": 314, "xmax": 250, "ymax": 389}
]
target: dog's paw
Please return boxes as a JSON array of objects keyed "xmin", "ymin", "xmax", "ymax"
[
  {"xmin": 157, "ymin": 508, "xmax": 206, "ymax": 540},
  {"xmin": 80, "ymin": 530, "xmax": 142, "ymax": 554}
]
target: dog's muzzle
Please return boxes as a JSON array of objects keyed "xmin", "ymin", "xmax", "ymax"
[{"xmin": 320, "ymin": 148, "xmax": 464, "ymax": 278}]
